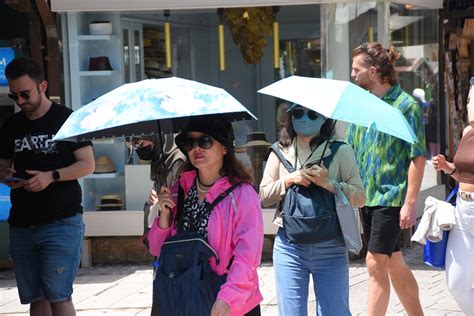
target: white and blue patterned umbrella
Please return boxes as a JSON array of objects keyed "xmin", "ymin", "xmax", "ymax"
[
  {"xmin": 54, "ymin": 77, "xmax": 256, "ymax": 141},
  {"xmin": 258, "ymin": 76, "xmax": 417, "ymax": 144}
]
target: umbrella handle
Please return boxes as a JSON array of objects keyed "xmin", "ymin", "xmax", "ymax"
[
  {"xmin": 318, "ymin": 120, "xmax": 338, "ymax": 166},
  {"xmin": 155, "ymin": 120, "xmax": 168, "ymax": 188}
]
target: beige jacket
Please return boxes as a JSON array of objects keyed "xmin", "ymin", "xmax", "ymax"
[{"xmin": 259, "ymin": 138, "xmax": 366, "ymax": 226}]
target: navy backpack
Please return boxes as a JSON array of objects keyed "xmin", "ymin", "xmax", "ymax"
[
  {"xmin": 271, "ymin": 141, "xmax": 344, "ymax": 244},
  {"xmin": 151, "ymin": 183, "xmax": 239, "ymax": 316}
]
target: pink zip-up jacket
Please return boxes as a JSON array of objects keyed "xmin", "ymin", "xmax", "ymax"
[{"xmin": 147, "ymin": 170, "xmax": 264, "ymax": 315}]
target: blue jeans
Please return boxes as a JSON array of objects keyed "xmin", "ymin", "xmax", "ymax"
[
  {"xmin": 9, "ymin": 213, "xmax": 84, "ymax": 304},
  {"xmin": 273, "ymin": 229, "xmax": 350, "ymax": 316}
]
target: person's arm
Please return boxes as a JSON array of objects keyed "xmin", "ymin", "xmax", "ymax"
[
  {"xmin": 399, "ymin": 96, "xmax": 427, "ymax": 229},
  {"xmin": 0, "ymin": 159, "xmax": 14, "ymax": 181},
  {"xmin": 335, "ymin": 145, "xmax": 366, "ymax": 208},
  {"xmin": 215, "ymin": 184, "xmax": 263, "ymax": 314},
  {"xmin": 147, "ymin": 182, "xmax": 179, "ymax": 256},
  {"xmin": 22, "ymin": 145, "xmax": 95, "ymax": 192},
  {"xmin": 259, "ymin": 152, "xmax": 288, "ymax": 207},
  {"xmin": 399, "ymin": 155, "xmax": 426, "ymax": 229},
  {"xmin": 259, "ymin": 150, "xmax": 313, "ymax": 207}
]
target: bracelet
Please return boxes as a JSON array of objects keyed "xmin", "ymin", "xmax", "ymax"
[{"xmin": 445, "ymin": 166, "xmax": 456, "ymax": 176}]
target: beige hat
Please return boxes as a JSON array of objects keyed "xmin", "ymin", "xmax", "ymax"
[
  {"xmin": 94, "ymin": 156, "xmax": 115, "ymax": 174},
  {"xmin": 236, "ymin": 132, "xmax": 272, "ymax": 153},
  {"xmin": 96, "ymin": 194, "xmax": 123, "ymax": 211}
]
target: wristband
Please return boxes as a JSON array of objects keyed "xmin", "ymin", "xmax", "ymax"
[{"xmin": 445, "ymin": 166, "xmax": 456, "ymax": 176}]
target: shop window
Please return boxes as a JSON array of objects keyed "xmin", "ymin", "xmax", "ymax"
[
  {"xmin": 391, "ymin": 5, "xmax": 440, "ymax": 162},
  {"xmin": 275, "ymin": 39, "xmax": 321, "ymax": 138}
]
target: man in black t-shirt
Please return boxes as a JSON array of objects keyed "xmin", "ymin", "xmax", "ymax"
[{"xmin": 0, "ymin": 57, "xmax": 94, "ymax": 315}]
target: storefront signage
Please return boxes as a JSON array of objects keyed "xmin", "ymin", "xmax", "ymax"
[
  {"xmin": 0, "ymin": 48, "xmax": 15, "ymax": 86},
  {"xmin": 51, "ymin": 0, "xmax": 443, "ymax": 12}
]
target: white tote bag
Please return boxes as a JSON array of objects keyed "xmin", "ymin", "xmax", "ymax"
[{"xmin": 334, "ymin": 184, "xmax": 363, "ymax": 254}]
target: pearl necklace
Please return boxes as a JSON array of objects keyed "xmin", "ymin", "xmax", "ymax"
[{"xmin": 196, "ymin": 178, "xmax": 213, "ymax": 194}]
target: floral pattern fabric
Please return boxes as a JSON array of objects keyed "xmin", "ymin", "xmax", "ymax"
[{"xmin": 178, "ymin": 182, "xmax": 211, "ymax": 237}]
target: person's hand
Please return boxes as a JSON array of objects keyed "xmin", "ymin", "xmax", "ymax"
[
  {"xmin": 432, "ymin": 154, "xmax": 447, "ymax": 172},
  {"xmin": 147, "ymin": 188, "xmax": 158, "ymax": 205},
  {"xmin": 285, "ymin": 169, "xmax": 313, "ymax": 187},
  {"xmin": 399, "ymin": 202, "xmax": 416, "ymax": 229},
  {"xmin": 210, "ymin": 299, "xmax": 230, "ymax": 316},
  {"xmin": 306, "ymin": 164, "xmax": 329, "ymax": 187},
  {"xmin": 157, "ymin": 186, "xmax": 174, "ymax": 215},
  {"xmin": 22, "ymin": 170, "xmax": 53, "ymax": 192},
  {"xmin": 0, "ymin": 165, "xmax": 15, "ymax": 182}
]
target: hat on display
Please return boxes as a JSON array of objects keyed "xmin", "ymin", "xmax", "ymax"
[
  {"xmin": 236, "ymin": 132, "xmax": 272, "ymax": 153},
  {"xmin": 96, "ymin": 194, "xmax": 123, "ymax": 211},
  {"xmin": 88, "ymin": 56, "xmax": 113, "ymax": 71},
  {"xmin": 94, "ymin": 156, "xmax": 116, "ymax": 174}
]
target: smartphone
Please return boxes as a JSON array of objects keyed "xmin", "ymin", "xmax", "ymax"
[
  {"xmin": 305, "ymin": 162, "xmax": 320, "ymax": 169},
  {"xmin": 3, "ymin": 177, "xmax": 26, "ymax": 183}
]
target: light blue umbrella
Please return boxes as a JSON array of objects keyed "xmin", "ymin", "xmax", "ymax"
[
  {"xmin": 258, "ymin": 75, "xmax": 417, "ymax": 143},
  {"xmin": 53, "ymin": 77, "xmax": 256, "ymax": 141}
]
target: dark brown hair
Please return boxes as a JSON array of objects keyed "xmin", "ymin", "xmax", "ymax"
[
  {"xmin": 5, "ymin": 57, "xmax": 45, "ymax": 83},
  {"xmin": 278, "ymin": 109, "xmax": 336, "ymax": 149},
  {"xmin": 352, "ymin": 42, "xmax": 400, "ymax": 85},
  {"xmin": 182, "ymin": 150, "xmax": 253, "ymax": 185}
]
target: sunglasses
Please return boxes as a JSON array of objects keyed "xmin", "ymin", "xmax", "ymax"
[
  {"xmin": 179, "ymin": 135, "xmax": 214, "ymax": 151},
  {"xmin": 8, "ymin": 87, "xmax": 38, "ymax": 102},
  {"xmin": 291, "ymin": 108, "xmax": 319, "ymax": 121}
]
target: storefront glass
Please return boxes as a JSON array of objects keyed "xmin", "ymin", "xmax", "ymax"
[{"xmin": 61, "ymin": 2, "xmax": 442, "ymax": 220}]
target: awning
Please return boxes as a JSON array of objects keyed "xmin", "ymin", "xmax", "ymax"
[{"xmin": 51, "ymin": 0, "xmax": 443, "ymax": 12}]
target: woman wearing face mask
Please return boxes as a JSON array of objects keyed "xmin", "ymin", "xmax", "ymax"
[
  {"xmin": 259, "ymin": 105, "xmax": 365, "ymax": 315},
  {"xmin": 432, "ymin": 78, "xmax": 474, "ymax": 315}
]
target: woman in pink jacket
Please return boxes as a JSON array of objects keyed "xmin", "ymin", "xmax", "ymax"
[{"xmin": 147, "ymin": 115, "xmax": 264, "ymax": 316}]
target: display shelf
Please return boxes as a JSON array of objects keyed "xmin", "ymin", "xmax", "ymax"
[
  {"xmin": 67, "ymin": 12, "xmax": 127, "ymax": 214},
  {"xmin": 79, "ymin": 70, "xmax": 117, "ymax": 76},
  {"xmin": 92, "ymin": 138, "xmax": 116, "ymax": 144},
  {"xmin": 84, "ymin": 172, "xmax": 124, "ymax": 179},
  {"xmin": 77, "ymin": 34, "xmax": 118, "ymax": 41}
]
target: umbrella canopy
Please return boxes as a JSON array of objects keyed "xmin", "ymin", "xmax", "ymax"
[
  {"xmin": 258, "ymin": 76, "xmax": 417, "ymax": 144},
  {"xmin": 53, "ymin": 77, "xmax": 256, "ymax": 141}
]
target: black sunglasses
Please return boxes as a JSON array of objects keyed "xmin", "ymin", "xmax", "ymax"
[
  {"xmin": 291, "ymin": 108, "xmax": 319, "ymax": 121},
  {"xmin": 8, "ymin": 87, "xmax": 37, "ymax": 102},
  {"xmin": 179, "ymin": 135, "xmax": 214, "ymax": 151}
]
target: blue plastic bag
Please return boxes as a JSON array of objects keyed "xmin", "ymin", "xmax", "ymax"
[
  {"xmin": 423, "ymin": 186, "xmax": 458, "ymax": 269},
  {"xmin": 0, "ymin": 184, "xmax": 11, "ymax": 221}
]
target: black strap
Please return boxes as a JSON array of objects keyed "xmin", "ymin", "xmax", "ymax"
[
  {"xmin": 176, "ymin": 181, "xmax": 240, "ymax": 228},
  {"xmin": 271, "ymin": 141, "xmax": 345, "ymax": 173}
]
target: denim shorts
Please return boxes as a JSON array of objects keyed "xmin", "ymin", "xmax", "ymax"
[{"xmin": 9, "ymin": 213, "xmax": 84, "ymax": 304}]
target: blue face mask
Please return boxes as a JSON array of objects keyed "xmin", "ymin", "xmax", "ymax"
[{"xmin": 292, "ymin": 114, "xmax": 326, "ymax": 137}]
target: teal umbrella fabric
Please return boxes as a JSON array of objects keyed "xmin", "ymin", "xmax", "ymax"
[
  {"xmin": 53, "ymin": 77, "xmax": 256, "ymax": 141},
  {"xmin": 258, "ymin": 75, "xmax": 417, "ymax": 144}
]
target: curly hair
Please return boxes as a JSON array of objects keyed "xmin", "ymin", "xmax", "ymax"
[{"xmin": 352, "ymin": 42, "xmax": 400, "ymax": 85}]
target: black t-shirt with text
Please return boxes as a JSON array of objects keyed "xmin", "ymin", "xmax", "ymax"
[{"xmin": 0, "ymin": 103, "xmax": 92, "ymax": 226}]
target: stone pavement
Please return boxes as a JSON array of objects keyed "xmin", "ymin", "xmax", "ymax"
[{"xmin": 0, "ymin": 243, "xmax": 463, "ymax": 315}]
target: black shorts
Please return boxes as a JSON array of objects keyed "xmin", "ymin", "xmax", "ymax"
[{"xmin": 360, "ymin": 206, "xmax": 401, "ymax": 256}]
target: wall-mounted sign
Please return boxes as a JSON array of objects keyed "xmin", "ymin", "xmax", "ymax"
[{"xmin": 0, "ymin": 48, "xmax": 15, "ymax": 86}]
